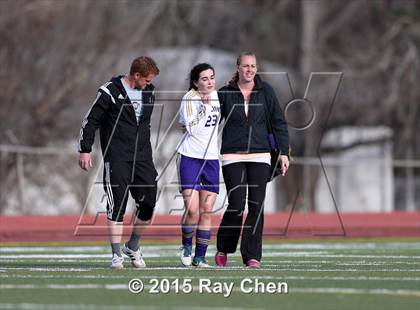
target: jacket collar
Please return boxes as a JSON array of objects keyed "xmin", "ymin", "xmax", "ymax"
[{"xmin": 111, "ymin": 75, "xmax": 155, "ymax": 98}]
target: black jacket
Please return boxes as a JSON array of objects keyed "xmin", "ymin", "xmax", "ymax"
[
  {"xmin": 78, "ymin": 75, "xmax": 156, "ymax": 162},
  {"xmin": 219, "ymin": 75, "xmax": 289, "ymax": 155}
]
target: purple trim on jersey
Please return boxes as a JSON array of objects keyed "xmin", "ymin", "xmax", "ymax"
[{"xmin": 179, "ymin": 155, "xmax": 219, "ymax": 194}]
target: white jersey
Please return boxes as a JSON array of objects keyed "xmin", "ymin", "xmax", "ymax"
[
  {"xmin": 177, "ymin": 89, "xmax": 220, "ymax": 160},
  {"xmin": 121, "ymin": 78, "xmax": 142, "ymax": 125}
]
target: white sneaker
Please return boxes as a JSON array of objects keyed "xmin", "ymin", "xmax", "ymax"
[
  {"xmin": 110, "ymin": 254, "xmax": 124, "ymax": 269},
  {"xmin": 122, "ymin": 244, "xmax": 146, "ymax": 268},
  {"xmin": 179, "ymin": 245, "xmax": 192, "ymax": 266},
  {"xmin": 192, "ymin": 256, "xmax": 210, "ymax": 268}
]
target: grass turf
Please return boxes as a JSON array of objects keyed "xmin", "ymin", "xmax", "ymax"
[{"xmin": 0, "ymin": 239, "xmax": 419, "ymax": 310}]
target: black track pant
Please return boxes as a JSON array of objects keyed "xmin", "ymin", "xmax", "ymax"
[
  {"xmin": 103, "ymin": 160, "xmax": 158, "ymax": 222},
  {"xmin": 216, "ymin": 162, "xmax": 270, "ymax": 264}
]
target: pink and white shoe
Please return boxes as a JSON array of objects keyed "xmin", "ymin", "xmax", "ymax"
[
  {"xmin": 214, "ymin": 252, "xmax": 228, "ymax": 267},
  {"xmin": 246, "ymin": 259, "xmax": 261, "ymax": 268}
]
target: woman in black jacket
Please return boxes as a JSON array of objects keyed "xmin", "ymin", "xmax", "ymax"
[{"xmin": 215, "ymin": 52, "xmax": 290, "ymax": 268}]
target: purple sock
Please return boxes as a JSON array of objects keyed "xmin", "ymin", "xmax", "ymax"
[
  {"xmin": 181, "ymin": 224, "xmax": 195, "ymax": 247},
  {"xmin": 195, "ymin": 229, "xmax": 211, "ymax": 258}
]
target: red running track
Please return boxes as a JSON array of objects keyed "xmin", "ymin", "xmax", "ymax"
[{"xmin": 0, "ymin": 212, "xmax": 419, "ymax": 242}]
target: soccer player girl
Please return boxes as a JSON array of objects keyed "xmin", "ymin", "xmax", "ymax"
[{"xmin": 177, "ymin": 63, "xmax": 220, "ymax": 267}]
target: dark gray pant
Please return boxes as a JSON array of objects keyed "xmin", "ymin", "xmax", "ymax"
[{"xmin": 216, "ymin": 162, "xmax": 270, "ymax": 264}]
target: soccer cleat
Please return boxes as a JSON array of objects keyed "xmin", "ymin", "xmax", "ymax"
[
  {"xmin": 192, "ymin": 256, "xmax": 210, "ymax": 268},
  {"xmin": 122, "ymin": 244, "xmax": 146, "ymax": 268},
  {"xmin": 246, "ymin": 259, "xmax": 261, "ymax": 269},
  {"xmin": 110, "ymin": 254, "xmax": 124, "ymax": 269},
  {"xmin": 179, "ymin": 245, "xmax": 192, "ymax": 266},
  {"xmin": 214, "ymin": 252, "xmax": 228, "ymax": 267}
]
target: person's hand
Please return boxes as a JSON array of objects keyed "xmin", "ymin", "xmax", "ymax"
[
  {"xmin": 279, "ymin": 155, "xmax": 289, "ymax": 176},
  {"xmin": 201, "ymin": 94, "xmax": 211, "ymax": 105},
  {"xmin": 79, "ymin": 153, "xmax": 93, "ymax": 171}
]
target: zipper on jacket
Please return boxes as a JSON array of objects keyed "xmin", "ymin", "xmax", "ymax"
[
  {"xmin": 239, "ymin": 92, "xmax": 250, "ymax": 125},
  {"xmin": 131, "ymin": 125, "xmax": 140, "ymax": 182},
  {"xmin": 130, "ymin": 97, "xmax": 143, "ymax": 182},
  {"xmin": 130, "ymin": 92, "xmax": 150, "ymax": 182}
]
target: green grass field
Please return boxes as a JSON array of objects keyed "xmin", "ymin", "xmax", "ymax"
[{"xmin": 0, "ymin": 239, "xmax": 419, "ymax": 310}]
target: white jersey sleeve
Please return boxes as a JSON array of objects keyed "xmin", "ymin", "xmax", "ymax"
[{"xmin": 179, "ymin": 90, "xmax": 206, "ymax": 136}]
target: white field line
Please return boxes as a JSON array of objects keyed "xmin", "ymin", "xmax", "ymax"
[
  {"xmin": 0, "ymin": 246, "xmax": 110, "ymax": 253},
  {"xmin": 0, "ymin": 284, "xmax": 419, "ymax": 297},
  {"xmin": 262, "ymin": 243, "xmax": 420, "ymax": 250},
  {"xmin": 1, "ymin": 258, "xmax": 419, "ymax": 267},
  {"xmin": 0, "ymin": 267, "xmax": 104, "ymax": 272},
  {"xmin": 0, "ymin": 254, "xmax": 111, "ymax": 259},
  {"xmin": 0, "ymin": 254, "xmax": 420, "ymax": 267},
  {"xmin": 0, "ymin": 274, "xmax": 419, "ymax": 282},
  {"xmin": 251, "ymin": 267, "xmax": 420, "ymax": 272},
  {"xmin": 0, "ymin": 254, "xmax": 178, "ymax": 259},
  {"xmin": 0, "ymin": 259, "xmax": 114, "ymax": 263},
  {"xmin": 0, "ymin": 246, "xmax": 182, "ymax": 253},
  {"xmin": 0, "ymin": 304, "xmax": 252, "ymax": 310},
  {"xmin": 0, "ymin": 252, "xmax": 210, "ymax": 258},
  {"xmin": 1, "ymin": 266, "xmax": 420, "ymax": 272},
  {"xmin": 1, "ymin": 253, "xmax": 419, "ymax": 259},
  {"xmin": 262, "ymin": 253, "xmax": 420, "ymax": 259},
  {"xmin": 264, "ymin": 260, "xmax": 420, "ymax": 265},
  {"xmin": 336, "ymin": 262, "xmax": 420, "ymax": 266},
  {"xmin": 0, "ymin": 265, "xmax": 420, "ymax": 273},
  {"xmin": 291, "ymin": 287, "xmax": 420, "ymax": 297}
]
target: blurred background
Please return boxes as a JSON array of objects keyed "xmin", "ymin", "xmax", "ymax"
[{"xmin": 0, "ymin": 0, "xmax": 419, "ymax": 218}]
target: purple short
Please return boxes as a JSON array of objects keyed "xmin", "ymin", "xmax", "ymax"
[{"xmin": 179, "ymin": 155, "xmax": 220, "ymax": 194}]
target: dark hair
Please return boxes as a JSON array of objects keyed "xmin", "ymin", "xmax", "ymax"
[
  {"xmin": 130, "ymin": 56, "xmax": 160, "ymax": 77},
  {"xmin": 189, "ymin": 63, "xmax": 214, "ymax": 90},
  {"xmin": 228, "ymin": 52, "xmax": 256, "ymax": 84}
]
